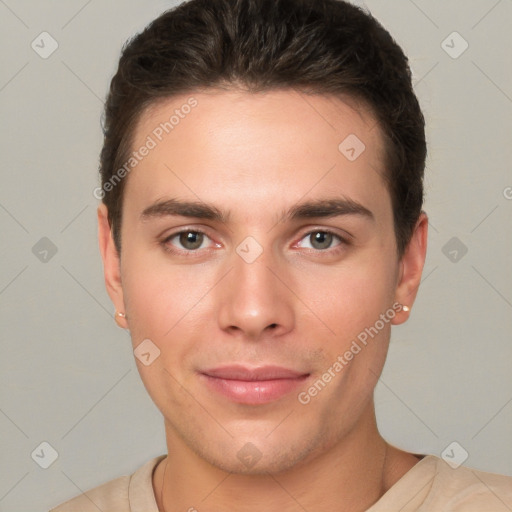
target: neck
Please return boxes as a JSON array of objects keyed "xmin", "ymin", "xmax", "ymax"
[{"xmin": 154, "ymin": 403, "xmax": 418, "ymax": 512}]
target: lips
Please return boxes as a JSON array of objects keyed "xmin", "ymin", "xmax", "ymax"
[
  {"xmin": 203, "ymin": 365, "xmax": 307, "ymax": 381},
  {"xmin": 199, "ymin": 365, "xmax": 310, "ymax": 405}
]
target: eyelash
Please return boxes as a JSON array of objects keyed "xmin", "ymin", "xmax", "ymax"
[{"xmin": 160, "ymin": 228, "xmax": 350, "ymax": 257}]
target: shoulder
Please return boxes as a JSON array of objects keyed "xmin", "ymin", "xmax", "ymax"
[
  {"xmin": 49, "ymin": 456, "xmax": 165, "ymax": 512},
  {"xmin": 50, "ymin": 475, "xmax": 130, "ymax": 512},
  {"xmin": 427, "ymin": 456, "xmax": 512, "ymax": 510},
  {"xmin": 372, "ymin": 454, "xmax": 512, "ymax": 511}
]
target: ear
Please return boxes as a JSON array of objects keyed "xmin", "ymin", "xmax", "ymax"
[
  {"xmin": 97, "ymin": 204, "xmax": 128, "ymax": 329},
  {"xmin": 391, "ymin": 212, "xmax": 428, "ymax": 325}
]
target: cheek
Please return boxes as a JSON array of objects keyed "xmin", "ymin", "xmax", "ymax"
[
  {"xmin": 119, "ymin": 250, "xmax": 207, "ymax": 406},
  {"xmin": 293, "ymin": 253, "xmax": 397, "ymax": 343},
  {"xmin": 121, "ymin": 242, "xmax": 184, "ymax": 322},
  {"xmin": 120, "ymin": 245, "xmax": 217, "ymax": 360}
]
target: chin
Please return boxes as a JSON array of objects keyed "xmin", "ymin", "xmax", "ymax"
[{"xmin": 190, "ymin": 429, "xmax": 325, "ymax": 476}]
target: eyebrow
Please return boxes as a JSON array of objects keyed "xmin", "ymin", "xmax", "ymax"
[
  {"xmin": 284, "ymin": 197, "xmax": 374, "ymax": 222},
  {"xmin": 139, "ymin": 197, "xmax": 374, "ymax": 224},
  {"xmin": 140, "ymin": 198, "xmax": 229, "ymax": 223}
]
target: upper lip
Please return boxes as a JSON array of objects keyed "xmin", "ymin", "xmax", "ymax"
[{"xmin": 201, "ymin": 365, "xmax": 309, "ymax": 381}]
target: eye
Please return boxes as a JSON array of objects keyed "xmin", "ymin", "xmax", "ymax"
[
  {"xmin": 297, "ymin": 230, "xmax": 345, "ymax": 251},
  {"xmin": 163, "ymin": 230, "xmax": 212, "ymax": 252}
]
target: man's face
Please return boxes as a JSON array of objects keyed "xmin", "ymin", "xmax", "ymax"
[{"xmin": 111, "ymin": 90, "xmax": 405, "ymax": 473}]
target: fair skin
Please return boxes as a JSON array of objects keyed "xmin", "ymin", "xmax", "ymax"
[{"xmin": 98, "ymin": 89, "xmax": 428, "ymax": 512}]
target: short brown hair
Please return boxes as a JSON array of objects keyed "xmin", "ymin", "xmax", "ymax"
[{"xmin": 99, "ymin": 0, "xmax": 426, "ymax": 257}]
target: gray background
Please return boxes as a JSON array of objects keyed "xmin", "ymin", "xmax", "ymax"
[{"xmin": 1, "ymin": 1, "xmax": 511, "ymax": 511}]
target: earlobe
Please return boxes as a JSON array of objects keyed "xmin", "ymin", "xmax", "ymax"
[
  {"xmin": 391, "ymin": 212, "xmax": 428, "ymax": 326},
  {"xmin": 114, "ymin": 311, "xmax": 128, "ymax": 329},
  {"xmin": 97, "ymin": 204, "xmax": 128, "ymax": 329}
]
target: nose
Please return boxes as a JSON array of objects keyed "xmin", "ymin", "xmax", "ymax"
[{"xmin": 216, "ymin": 243, "xmax": 296, "ymax": 341}]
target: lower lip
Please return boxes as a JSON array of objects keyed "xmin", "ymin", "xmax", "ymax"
[{"xmin": 201, "ymin": 374, "xmax": 309, "ymax": 405}]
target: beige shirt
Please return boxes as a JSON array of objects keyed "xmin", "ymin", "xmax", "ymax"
[{"xmin": 50, "ymin": 454, "xmax": 512, "ymax": 511}]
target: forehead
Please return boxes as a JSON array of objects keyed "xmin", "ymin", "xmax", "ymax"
[{"xmin": 124, "ymin": 89, "xmax": 391, "ymax": 225}]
